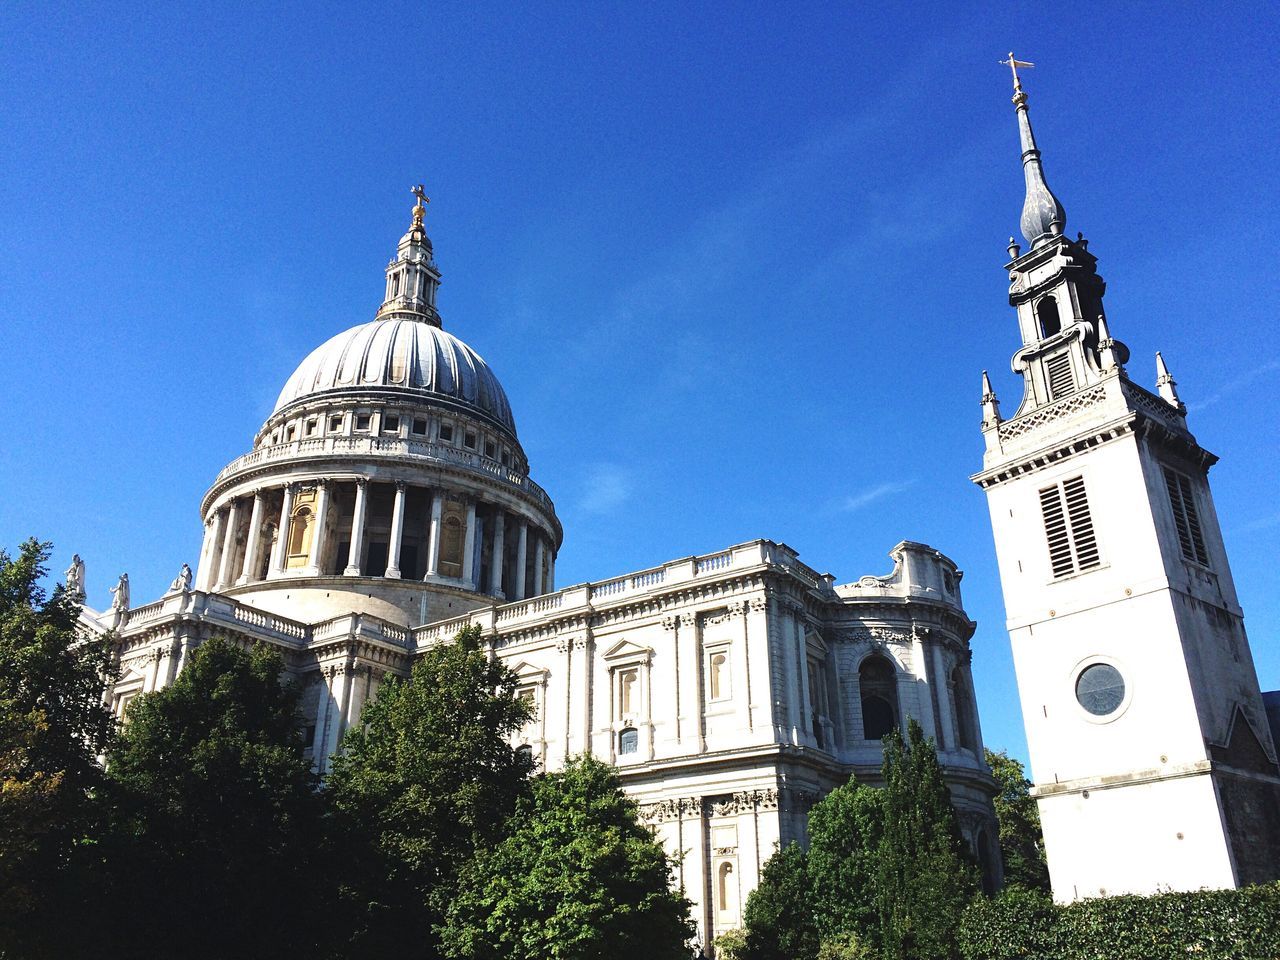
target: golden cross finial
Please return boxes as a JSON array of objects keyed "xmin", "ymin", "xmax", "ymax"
[
  {"xmin": 1000, "ymin": 52, "xmax": 1035, "ymax": 92},
  {"xmin": 411, "ymin": 183, "xmax": 429, "ymax": 226}
]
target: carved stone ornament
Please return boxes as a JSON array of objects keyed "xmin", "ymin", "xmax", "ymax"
[
  {"xmin": 843, "ymin": 626, "xmax": 910, "ymax": 645},
  {"xmin": 711, "ymin": 789, "xmax": 779, "ymax": 817},
  {"xmin": 748, "ymin": 597, "xmax": 767, "ymax": 614},
  {"xmin": 660, "ymin": 615, "xmax": 677, "ymax": 631},
  {"xmin": 639, "ymin": 796, "xmax": 705, "ymax": 824}
]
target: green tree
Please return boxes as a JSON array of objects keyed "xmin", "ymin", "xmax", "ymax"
[
  {"xmin": 808, "ymin": 777, "xmax": 885, "ymax": 943},
  {"xmin": 878, "ymin": 719, "xmax": 979, "ymax": 960},
  {"xmin": 740, "ymin": 842, "xmax": 819, "ymax": 960},
  {"xmin": 326, "ymin": 624, "xmax": 534, "ymax": 959},
  {"xmin": 984, "ymin": 749, "xmax": 1050, "ymax": 892},
  {"xmin": 0, "ymin": 539, "xmax": 116, "ymax": 953},
  {"xmin": 441, "ymin": 755, "xmax": 694, "ymax": 960},
  {"xmin": 80, "ymin": 636, "xmax": 332, "ymax": 960}
]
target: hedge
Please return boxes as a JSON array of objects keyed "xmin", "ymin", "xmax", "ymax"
[{"xmin": 958, "ymin": 882, "xmax": 1280, "ymax": 960}]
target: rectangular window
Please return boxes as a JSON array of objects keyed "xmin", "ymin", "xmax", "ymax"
[
  {"xmin": 412, "ymin": 417, "xmax": 428, "ymax": 435},
  {"xmin": 1039, "ymin": 475, "xmax": 1101, "ymax": 578},
  {"xmin": 305, "ymin": 419, "xmax": 317, "ymax": 436},
  {"xmin": 464, "ymin": 431, "xmax": 477, "ymax": 449},
  {"xmin": 355, "ymin": 413, "xmax": 371, "ymax": 431},
  {"xmin": 618, "ymin": 668, "xmax": 638, "ymax": 716},
  {"xmin": 383, "ymin": 415, "xmax": 400, "ymax": 433},
  {"xmin": 1045, "ymin": 353, "xmax": 1075, "ymax": 400},
  {"xmin": 439, "ymin": 423, "xmax": 454, "ymax": 442},
  {"xmin": 286, "ymin": 425, "xmax": 296, "ymax": 441},
  {"xmin": 329, "ymin": 415, "xmax": 343, "ymax": 432},
  {"xmin": 1163, "ymin": 467, "xmax": 1209, "ymax": 566},
  {"xmin": 484, "ymin": 439, "xmax": 496, "ymax": 458}
]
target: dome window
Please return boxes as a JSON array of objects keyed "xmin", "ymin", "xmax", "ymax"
[
  {"xmin": 439, "ymin": 423, "xmax": 454, "ymax": 442},
  {"xmin": 305, "ymin": 419, "xmax": 317, "ymax": 437},
  {"xmin": 383, "ymin": 415, "xmax": 400, "ymax": 434},
  {"xmin": 355, "ymin": 414, "xmax": 371, "ymax": 432},
  {"xmin": 412, "ymin": 417, "xmax": 428, "ymax": 436},
  {"xmin": 328, "ymin": 415, "xmax": 343, "ymax": 432},
  {"xmin": 484, "ymin": 439, "xmax": 496, "ymax": 458},
  {"xmin": 286, "ymin": 425, "xmax": 296, "ymax": 441},
  {"xmin": 464, "ymin": 431, "xmax": 477, "ymax": 450}
]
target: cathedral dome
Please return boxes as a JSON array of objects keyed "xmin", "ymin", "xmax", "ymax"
[{"xmin": 273, "ymin": 318, "xmax": 516, "ymax": 433}]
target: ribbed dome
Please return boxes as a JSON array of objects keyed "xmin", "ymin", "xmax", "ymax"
[{"xmin": 273, "ymin": 318, "xmax": 515, "ymax": 433}]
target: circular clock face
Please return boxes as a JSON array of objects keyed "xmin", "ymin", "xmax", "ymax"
[{"xmin": 1075, "ymin": 663, "xmax": 1126, "ymax": 717}]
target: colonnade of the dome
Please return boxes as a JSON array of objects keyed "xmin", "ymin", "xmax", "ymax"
[{"xmin": 196, "ymin": 477, "xmax": 556, "ymax": 603}]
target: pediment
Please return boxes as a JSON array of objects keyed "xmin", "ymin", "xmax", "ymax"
[
  {"xmin": 509, "ymin": 660, "xmax": 549, "ymax": 681},
  {"xmin": 602, "ymin": 638, "xmax": 652, "ymax": 663}
]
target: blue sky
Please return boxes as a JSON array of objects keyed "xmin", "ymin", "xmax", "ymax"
[{"xmin": 2, "ymin": 3, "xmax": 1277, "ymax": 766}]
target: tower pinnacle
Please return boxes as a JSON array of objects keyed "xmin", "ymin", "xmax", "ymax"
[
  {"xmin": 376, "ymin": 185, "xmax": 442, "ymax": 325},
  {"xmin": 1000, "ymin": 53, "xmax": 1066, "ymax": 248}
]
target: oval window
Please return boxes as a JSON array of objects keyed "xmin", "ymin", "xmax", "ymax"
[{"xmin": 1075, "ymin": 663, "xmax": 1125, "ymax": 716}]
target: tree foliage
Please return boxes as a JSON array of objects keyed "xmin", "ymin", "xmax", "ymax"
[
  {"xmin": 326, "ymin": 624, "xmax": 534, "ymax": 958},
  {"xmin": 81, "ymin": 636, "xmax": 332, "ymax": 959},
  {"xmin": 441, "ymin": 754, "xmax": 694, "ymax": 960},
  {"xmin": 808, "ymin": 778, "xmax": 884, "ymax": 942},
  {"xmin": 0, "ymin": 539, "xmax": 116, "ymax": 952},
  {"xmin": 739, "ymin": 842, "xmax": 819, "ymax": 960},
  {"xmin": 983, "ymin": 749, "xmax": 1049, "ymax": 892},
  {"xmin": 878, "ymin": 720, "xmax": 978, "ymax": 960},
  {"xmin": 741, "ymin": 720, "xmax": 978, "ymax": 960}
]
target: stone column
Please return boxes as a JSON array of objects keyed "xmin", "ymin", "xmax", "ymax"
[
  {"xmin": 514, "ymin": 521, "xmax": 528, "ymax": 600},
  {"xmin": 461, "ymin": 500, "xmax": 478, "ymax": 586},
  {"xmin": 269, "ymin": 484, "xmax": 296, "ymax": 577},
  {"xmin": 533, "ymin": 535, "xmax": 545, "ymax": 596},
  {"xmin": 344, "ymin": 479, "xmax": 368, "ymax": 576},
  {"xmin": 199, "ymin": 511, "xmax": 225, "ymax": 591},
  {"xmin": 931, "ymin": 643, "xmax": 955, "ymax": 752},
  {"xmin": 547, "ymin": 550, "xmax": 556, "ymax": 592},
  {"xmin": 236, "ymin": 490, "xmax": 267, "ymax": 585},
  {"xmin": 215, "ymin": 498, "xmax": 242, "ymax": 590},
  {"xmin": 308, "ymin": 481, "xmax": 331, "ymax": 576},
  {"xmin": 910, "ymin": 627, "xmax": 939, "ymax": 743},
  {"xmin": 488, "ymin": 510, "xmax": 506, "ymax": 598},
  {"xmin": 425, "ymin": 490, "xmax": 443, "ymax": 577},
  {"xmin": 796, "ymin": 617, "xmax": 814, "ymax": 744},
  {"xmin": 385, "ymin": 481, "xmax": 406, "ymax": 578},
  {"xmin": 472, "ymin": 515, "xmax": 485, "ymax": 589}
]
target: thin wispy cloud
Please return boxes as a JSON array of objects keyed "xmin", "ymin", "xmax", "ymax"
[
  {"xmin": 1186, "ymin": 359, "xmax": 1280, "ymax": 412},
  {"xmin": 1232, "ymin": 512, "xmax": 1280, "ymax": 535},
  {"xmin": 578, "ymin": 463, "xmax": 635, "ymax": 516},
  {"xmin": 838, "ymin": 479, "xmax": 918, "ymax": 513}
]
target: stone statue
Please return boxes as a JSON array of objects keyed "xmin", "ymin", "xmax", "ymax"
[
  {"xmin": 110, "ymin": 573, "xmax": 130, "ymax": 612},
  {"xmin": 65, "ymin": 554, "xmax": 85, "ymax": 598},
  {"xmin": 169, "ymin": 562, "xmax": 193, "ymax": 593}
]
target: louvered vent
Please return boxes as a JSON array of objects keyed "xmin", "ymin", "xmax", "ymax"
[
  {"xmin": 1039, "ymin": 475, "xmax": 1102, "ymax": 579},
  {"xmin": 1163, "ymin": 467, "xmax": 1210, "ymax": 566},
  {"xmin": 1045, "ymin": 353, "xmax": 1075, "ymax": 400}
]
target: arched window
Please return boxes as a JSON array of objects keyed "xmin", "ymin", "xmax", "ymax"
[
  {"xmin": 859, "ymin": 656, "xmax": 899, "ymax": 741},
  {"xmin": 619, "ymin": 668, "xmax": 638, "ymax": 716},
  {"xmin": 952, "ymin": 665, "xmax": 978, "ymax": 752},
  {"xmin": 516, "ymin": 744, "xmax": 534, "ymax": 767},
  {"xmin": 618, "ymin": 727, "xmax": 639, "ymax": 755},
  {"xmin": 709, "ymin": 651, "xmax": 729, "ymax": 700},
  {"xmin": 717, "ymin": 861, "xmax": 736, "ymax": 913},
  {"xmin": 1037, "ymin": 295, "xmax": 1061, "ymax": 338}
]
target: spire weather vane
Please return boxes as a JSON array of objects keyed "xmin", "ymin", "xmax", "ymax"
[{"xmin": 1000, "ymin": 52, "xmax": 1034, "ymax": 93}]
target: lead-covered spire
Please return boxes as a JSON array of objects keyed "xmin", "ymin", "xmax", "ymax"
[
  {"xmin": 1001, "ymin": 54, "xmax": 1066, "ymax": 249},
  {"xmin": 377, "ymin": 184, "xmax": 442, "ymax": 326}
]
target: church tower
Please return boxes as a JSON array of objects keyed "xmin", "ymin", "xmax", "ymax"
[{"xmin": 973, "ymin": 59, "xmax": 1280, "ymax": 901}]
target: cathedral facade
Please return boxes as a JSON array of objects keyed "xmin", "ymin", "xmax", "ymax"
[{"xmin": 84, "ymin": 188, "xmax": 1000, "ymax": 944}]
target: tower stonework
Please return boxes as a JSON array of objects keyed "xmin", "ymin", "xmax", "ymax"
[{"xmin": 973, "ymin": 66, "xmax": 1280, "ymax": 901}]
